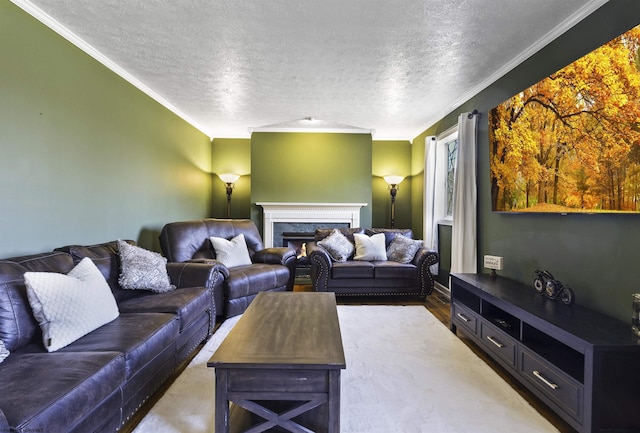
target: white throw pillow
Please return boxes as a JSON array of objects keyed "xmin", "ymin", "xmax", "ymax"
[
  {"xmin": 0, "ymin": 340, "xmax": 9, "ymax": 364},
  {"xmin": 210, "ymin": 233, "xmax": 252, "ymax": 268},
  {"xmin": 118, "ymin": 240, "xmax": 175, "ymax": 293},
  {"xmin": 24, "ymin": 257, "xmax": 120, "ymax": 352},
  {"xmin": 353, "ymin": 233, "xmax": 387, "ymax": 261}
]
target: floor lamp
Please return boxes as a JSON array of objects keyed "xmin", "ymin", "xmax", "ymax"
[
  {"xmin": 383, "ymin": 175, "xmax": 404, "ymax": 228},
  {"xmin": 218, "ymin": 173, "xmax": 239, "ymax": 217}
]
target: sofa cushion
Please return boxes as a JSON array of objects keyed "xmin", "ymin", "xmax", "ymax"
[
  {"xmin": 24, "ymin": 257, "xmax": 120, "ymax": 352},
  {"xmin": 387, "ymin": 234, "xmax": 424, "ymax": 264},
  {"xmin": 315, "ymin": 227, "xmax": 364, "ymax": 243},
  {"xmin": 225, "ymin": 263, "xmax": 290, "ymax": 300},
  {"xmin": 160, "ymin": 219, "xmax": 266, "ymax": 262},
  {"xmin": 56, "ymin": 240, "xmax": 144, "ymax": 304},
  {"xmin": 353, "ymin": 233, "xmax": 387, "ymax": 261},
  {"xmin": 331, "ymin": 261, "xmax": 375, "ymax": 279},
  {"xmin": 373, "ymin": 261, "xmax": 418, "ymax": 279},
  {"xmin": 0, "ymin": 351, "xmax": 125, "ymax": 433},
  {"xmin": 117, "ymin": 240, "xmax": 175, "ymax": 293},
  {"xmin": 0, "ymin": 262, "xmax": 36, "ymax": 352},
  {"xmin": 209, "ymin": 234, "xmax": 252, "ymax": 268},
  {"xmin": 58, "ymin": 312, "xmax": 179, "ymax": 379},
  {"xmin": 365, "ymin": 228, "xmax": 413, "ymax": 247},
  {"xmin": 118, "ymin": 286, "xmax": 211, "ymax": 331},
  {"xmin": 0, "ymin": 253, "xmax": 76, "ymax": 352},
  {"xmin": 317, "ymin": 229, "xmax": 355, "ymax": 262}
]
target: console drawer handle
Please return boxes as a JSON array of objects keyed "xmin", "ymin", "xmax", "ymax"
[
  {"xmin": 486, "ymin": 335, "xmax": 505, "ymax": 348},
  {"xmin": 456, "ymin": 313, "xmax": 471, "ymax": 322},
  {"xmin": 533, "ymin": 370, "xmax": 559, "ymax": 390}
]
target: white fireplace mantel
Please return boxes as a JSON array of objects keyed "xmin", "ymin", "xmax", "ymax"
[{"xmin": 257, "ymin": 202, "xmax": 368, "ymax": 247}]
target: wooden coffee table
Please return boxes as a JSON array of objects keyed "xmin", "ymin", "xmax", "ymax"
[{"xmin": 208, "ymin": 292, "xmax": 346, "ymax": 433}]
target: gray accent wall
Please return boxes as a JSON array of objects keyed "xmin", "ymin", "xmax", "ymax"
[
  {"xmin": 413, "ymin": 0, "xmax": 640, "ymax": 322},
  {"xmin": 1, "ymin": 2, "xmax": 212, "ymax": 256}
]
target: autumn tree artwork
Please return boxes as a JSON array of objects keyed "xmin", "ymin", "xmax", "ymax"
[{"xmin": 489, "ymin": 24, "xmax": 640, "ymax": 213}]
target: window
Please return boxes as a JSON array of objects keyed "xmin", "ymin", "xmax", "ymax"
[
  {"xmin": 438, "ymin": 126, "xmax": 458, "ymax": 222},
  {"xmin": 446, "ymin": 135, "xmax": 458, "ymax": 217}
]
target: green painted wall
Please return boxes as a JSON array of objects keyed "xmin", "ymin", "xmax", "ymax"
[
  {"xmin": 411, "ymin": 0, "xmax": 640, "ymax": 322},
  {"xmin": 372, "ymin": 140, "xmax": 412, "ymax": 229},
  {"xmin": 0, "ymin": 2, "xmax": 212, "ymax": 256},
  {"xmin": 250, "ymin": 132, "xmax": 372, "ymax": 231},
  {"xmin": 211, "ymin": 138, "xmax": 252, "ymax": 218}
]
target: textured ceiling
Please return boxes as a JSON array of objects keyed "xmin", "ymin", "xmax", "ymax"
[{"xmin": 17, "ymin": 0, "xmax": 606, "ymax": 139}]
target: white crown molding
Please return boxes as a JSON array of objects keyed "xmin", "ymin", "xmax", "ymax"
[
  {"xmin": 417, "ymin": 0, "xmax": 610, "ymax": 135},
  {"xmin": 11, "ymin": 0, "xmax": 213, "ymax": 139},
  {"xmin": 249, "ymin": 126, "xmax": 375, "ymax": 135}
]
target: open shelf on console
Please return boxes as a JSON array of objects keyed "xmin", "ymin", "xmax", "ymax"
[
  {"xmin": 451, "ymin": 285, "xmax": 480, "ymax": 314},
  {"xmin": 481, "ymin": 302, "xmax": 521, "ymax": 339},
  {"xmin": 521, "ymin": 323, "xmax": 584, "ymax": 383}
]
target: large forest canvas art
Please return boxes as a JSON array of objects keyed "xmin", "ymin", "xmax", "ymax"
[{"xmin": 489, "ymin": 23, "xmax": 640, "ymax": 213}]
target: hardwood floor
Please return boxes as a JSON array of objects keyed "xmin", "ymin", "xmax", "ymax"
[{"xmin": 121, "ymin": 288, "xmax": 576, "ymax": 433}]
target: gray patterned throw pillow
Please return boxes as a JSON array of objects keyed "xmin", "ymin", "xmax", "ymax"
[
  {"xmin": 317, "ymin": 228, "xmax": 355, "ymax": 262},
  {"xmin": 117, "ymin": 240, "xmax": 175, "ymax": 293},
  {"xmin": 387, "ymin": 234, "xmax": 424, "ymax": 264}
]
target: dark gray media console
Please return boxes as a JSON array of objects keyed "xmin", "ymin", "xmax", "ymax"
[{"xmin": 450, "ymin": 273, "xmax": 640, "ymax": 433}]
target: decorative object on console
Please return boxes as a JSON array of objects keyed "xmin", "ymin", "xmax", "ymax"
[
  {"xmin": 218, "ymin": 173, "xmax": 240, "ymax": 217},
  {"xmin": 209, "ymin": 233, "xmax": 252, "ymax": 268},
  {"xmin": 24, "ymin": 257, "xmax": 120, "ymax": 352},
  {"xmin": 383, "ymin": 175, "xmax": 404, "ymax": 228},
  {"xmin": 353, "ymin": 232, "xmax": 387, "ymax": 261},
  {"xmin": 532, "ymin": 269, "xmax": 575, "ymax": 305},
  {"xmin": 117, "ymin": 240, "xmax": 176, "ymax": 293}
]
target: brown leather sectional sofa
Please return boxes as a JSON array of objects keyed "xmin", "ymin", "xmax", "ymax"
[{"xmin": 0, "ymin": 240, "xmax": 217, "ymax": 433}]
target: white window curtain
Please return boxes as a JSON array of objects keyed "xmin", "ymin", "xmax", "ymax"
[
  {"xmin": 423, "ymin": 135, "xmax": 439, "ymax": 275},
  {"xmin": 450, "ymin": 111, "xmax": 478, "ymax": 274}
]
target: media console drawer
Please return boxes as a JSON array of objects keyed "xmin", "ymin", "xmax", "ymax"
[
  {"xmin": 450, "ymin": 273, "xmax": 640, "ymax": 433},
  {"xmin": 480, "ymin": 322, "xmax": 517, "ymax": 369},
  {"xmin": 520, "ymin": 349, "xmax": 583, "ymax": 423},
  {"xmin": 451, "ymin": 302, "xmax": 478, "ymax": 336}
]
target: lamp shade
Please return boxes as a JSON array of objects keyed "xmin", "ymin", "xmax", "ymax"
[
  {"xmin": 383, "ymin": 175, "xmax": 404, "ymax": 186},
  {"xmin": 218, "ymin": 173, "xmax": 240, "ymax": 184}
]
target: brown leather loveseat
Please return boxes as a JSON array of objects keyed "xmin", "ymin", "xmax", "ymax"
[
  {"xmin": 159, "ymin": 218, "xmax": 297, "ymax": 318},
  {"xmin": 306, "ymin": 228, "xmax": 439, "ymax": 299}
]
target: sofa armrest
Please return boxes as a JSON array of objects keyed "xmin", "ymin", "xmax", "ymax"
[
  {"xmin": 306, "ymin": 242, "xmax": 333, "ymax": 292},
  {"xmin": 166, "ymin": 261, "xmax": 228, "ymax": 289},
  {"xmin": 412, "ymin": 248, "xmax": 440, "ymax": 296},
  {"xmin": 253, "ymin": 247, "xmax": 295, "ymax": 265},
  {"xmin": 0, "ymin": 408, "xmax": 9, "ymax": 432},
  {"xmin": 166, "ymin": 261, "xmax": 227, "ymax": 322},
  {"xmin": 253, "ymin": 247, "xmax": 297, "ymax": 291}
]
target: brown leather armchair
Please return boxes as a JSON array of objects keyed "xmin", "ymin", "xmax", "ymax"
[{"xmin": 159, "ymin": 218, "xmax": 296, "ymax": 318}]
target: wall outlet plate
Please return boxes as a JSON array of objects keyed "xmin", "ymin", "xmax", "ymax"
[{"xmin": 484, "ymin": 255, "xmax": 503, "ymax": 270}]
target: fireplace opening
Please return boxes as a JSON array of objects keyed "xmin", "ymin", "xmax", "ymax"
[{"xmin": 282, "ymin": 232, "xmax": 316, "ymax": 284}]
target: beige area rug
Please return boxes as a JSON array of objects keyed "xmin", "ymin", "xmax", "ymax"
[{"xmin": 133, "ymin": 306, "xmax": 559, "ymax": 433}]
